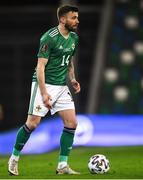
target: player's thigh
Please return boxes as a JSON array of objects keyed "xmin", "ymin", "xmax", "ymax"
[
  {"xmin": 50, "ymin": 86, "xmax": 75, "ymax": 115},
  {"xmin": 58, "ymin": 109, "xmax": 77, "ymax": 128},
  {"xmin": 28, "ymin": 82, "xmax": 49, "ymax": 117}
]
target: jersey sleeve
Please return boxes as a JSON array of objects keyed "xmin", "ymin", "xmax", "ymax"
[
  {"xmin": 72, "ymin": 34, "xmax": 79, "ymax": 57},
  {"xmin": 37, "ymin": 33, "xmax": 53, "ymax": 59}
]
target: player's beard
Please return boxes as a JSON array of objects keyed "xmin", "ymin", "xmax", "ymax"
[{"xmin": 65, "ymin": 23, "xmax": 78, "ymax": 32}]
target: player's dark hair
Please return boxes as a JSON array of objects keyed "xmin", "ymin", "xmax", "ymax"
[{"xmin": 57, "ymin": 5, "xmax": 78, "ymax": 20}]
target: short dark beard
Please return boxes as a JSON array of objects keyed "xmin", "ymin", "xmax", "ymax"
[{"xmin": 65, "ymin": 23, "xmax": 77, "ymax": 32}]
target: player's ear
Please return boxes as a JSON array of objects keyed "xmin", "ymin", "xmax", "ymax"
[{"xmin": 60, "ymin": 16, "xmax": 66, "ymax": 24}]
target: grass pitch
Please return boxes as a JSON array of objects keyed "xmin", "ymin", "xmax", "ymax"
[{"xmin": 0, "ymin": 146, "xmax": 143, "ymax": 179}]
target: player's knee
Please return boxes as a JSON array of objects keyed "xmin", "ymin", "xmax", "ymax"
[
  {"xmin": 30, "ymin": 122, "xmax": 39, "ymax": 129},
  {"xmin": 67, "ymin": 120, "xmax": 77, "ymax": 129},
  {"xmin": 73, "ymin": 121, "xmax": 78, "ymax": 129},
  {"xmin": 26, "ymin": 116, "xmax": 41, "ymax": 130},
  {"xmin": 26, "ymin": 121, "xmax": 37, "ymax": 130}
]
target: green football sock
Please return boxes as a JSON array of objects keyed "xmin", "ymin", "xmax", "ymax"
[
  {"xmin": 59, "ymin": 127, "xmax": 75, "ymax": 163},
  {"xmin": 12, "ymin": 124, "xmax": 33, "ymax": 156}
]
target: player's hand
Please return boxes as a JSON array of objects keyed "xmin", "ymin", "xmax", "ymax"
[
  {"xmin": 71, "ymin": 79, "xmax": 81, "ymax": 94},
  {"xmin": 42, "ymin": 93, "xmax": 52, "ymax": 109}
]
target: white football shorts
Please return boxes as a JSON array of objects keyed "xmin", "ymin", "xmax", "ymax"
[{"xmin": 28, "ymin": 82, "xmax": 75, "ymax": 116}]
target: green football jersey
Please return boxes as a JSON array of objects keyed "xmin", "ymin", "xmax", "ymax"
[{"xmin": 32, "ymin": 26, "xmax": 79, "ymax": 85}]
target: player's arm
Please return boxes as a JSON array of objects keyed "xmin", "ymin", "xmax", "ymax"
[
  {"xmin": 36, "ymin": 58, "xmax": 52, "ymax": 109},
  {"xmin": 37, "ymin": 33, "xmax": 53, "ymax": 108},
  {"xmin": 68, "ymin": 58, "xmax": 81, "ymax": 94}
]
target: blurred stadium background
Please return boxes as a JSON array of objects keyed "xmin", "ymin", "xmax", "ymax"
[{"xmin": 0, "ymin": 0, "xmax": 143, "ymax": 154}]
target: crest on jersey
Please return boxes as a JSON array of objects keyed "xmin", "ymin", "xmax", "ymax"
[
  {"xmin": 40, "ymin": 44, "xmax": 48, "ymax": 52},
  {"xmin": 72, "ymin": 43, "xmax": 75, "ymax": 50}
]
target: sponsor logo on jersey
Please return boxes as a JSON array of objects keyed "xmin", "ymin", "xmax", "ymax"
[{"xmin": 59, "ymin": 45, "xmax": 63, "ymax": 49}]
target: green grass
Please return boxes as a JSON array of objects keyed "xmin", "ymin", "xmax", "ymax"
[{"xmin": 0, "ymin": 146, "xmax": 143, "ymax": 179}]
